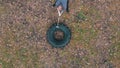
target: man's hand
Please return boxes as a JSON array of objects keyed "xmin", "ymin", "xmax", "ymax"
[
  {"xmin": 57, "ymin": 5, "xmax": 64, "ymax": 16},
  {"xmin": 57, "ymin": 5, "xmax": 63, "ymax": 11}
]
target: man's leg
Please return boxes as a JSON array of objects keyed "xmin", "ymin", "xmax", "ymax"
[
  {"xmin": 53, "ymin": 0, "xmax": 61, "ymax": 7},
  {"xmin": 60, "ymin": 0, "xmax": 69, "ymax": 12}
]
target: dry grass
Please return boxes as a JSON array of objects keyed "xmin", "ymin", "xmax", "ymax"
[{"xmin": 0, "ymin": 0, "xmax": 120, "ymax": 68}]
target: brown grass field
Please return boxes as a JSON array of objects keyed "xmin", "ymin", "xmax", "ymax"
[{"xmin": 0, "ymin": 0, "xmax": 120, "ymax": 68}]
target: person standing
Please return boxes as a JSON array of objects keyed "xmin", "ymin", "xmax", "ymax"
[{"xmin": 53, "ymin": 0, "xmax": 69, "ymax": 16}]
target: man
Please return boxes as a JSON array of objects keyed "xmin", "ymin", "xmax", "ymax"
[{"xmin": 53, "ymin": 0, "xmax": 69, "ymax": 16}]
